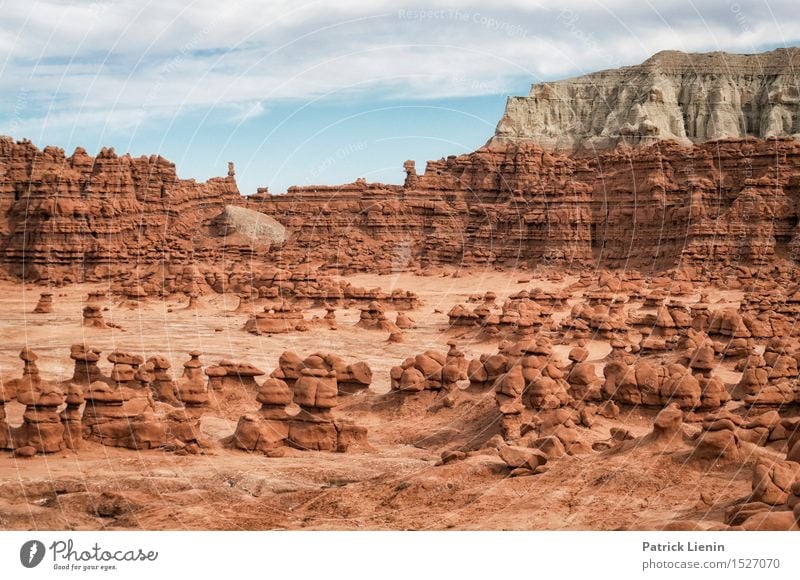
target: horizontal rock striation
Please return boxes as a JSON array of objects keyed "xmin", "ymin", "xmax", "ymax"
[
  {"xmin": 493, "ymin": 48, "xmax": 800, "ymax": 150},
  {"xmin": 249, "ymin": 136, "xmax": 800, "ymax": 270},
  {"xmin": 0, "ymin": 137, "xmax": 240, "ymax": 281},
  {"xmin": 5, "ymin": 49, "xmax": 800, "ymax": 277},
  {"xmin": 246, "ymin": 146, "xmax": 595, "ymax": 270}
]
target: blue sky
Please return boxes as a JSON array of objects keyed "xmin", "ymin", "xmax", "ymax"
[{"xmin": 1, "ymin": 0, "xmax": 799, "ymax": 194}]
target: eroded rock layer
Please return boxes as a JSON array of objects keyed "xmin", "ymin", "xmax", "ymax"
[
  {"xmin": 4, "ymin": 50, "xmax": 800, "ymax": 278},
  {"xmin": 248, "ymin": 137, "xmax": 800, "ymax": 271},
  {"xmin": 0, "ymin": 137, "xmax": 239, "ymax": 281},
  {"xmin": 493, "ymin": 48, "xmax": 800, "ymax": 149}
]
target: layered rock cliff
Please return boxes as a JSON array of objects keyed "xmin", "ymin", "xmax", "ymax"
[
  {"xmin": 0, "ymin": 137, "xmax": 240, "ymax": 281},
  {"xmin": 4, "ymin": 48, "xmax": 800, "ymax": 281},
  {"xmin": 244, "ymin": 147, "xmax": 595, "ymax": 274},
  {"xmin": 246, "ymin": 49, "xmax": 800, "ymax": 273},
  {"xmin": 248, "ymin": 136, "xmax": 800, "ymax": 272},
  {"xmin": 494, "ymin": 48, "xmax": 800, "ymax": 150}
]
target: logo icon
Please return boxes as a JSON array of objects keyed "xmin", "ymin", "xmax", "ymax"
[{"xmin": 20, "ymin": 540, "xmax": 46, "ymax": 568}]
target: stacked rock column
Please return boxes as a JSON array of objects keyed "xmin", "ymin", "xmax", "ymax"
[
  {"xmin": 148, "ymin": 355, "xmax": 179, "ymax": 404},
  {"xmin": 82, "ymin": 352, "xmax": 165, "ymax": 449},
  {"xmin": 61, "ymin": 384, "xmax": 85, "ymax": 450},
  {"xmin": 12, "ymin": 350, "xmax": 65, "ymax": 454},
  {"xmin": 231, "ymin": 378, "xmax": 293, "ymax": 454},
  {"xmin": 69, "ymin": 344, "xmax": 104, "ymax": 385},
  {"xmin": 288, "ymin": 367, "xmax": 339, "ymax": 451},
  {"xmin": 0, "ymin": 378, "xmax": 13, "ymax": 450},
  {"xmin": 32, "ymin": 291, "xmax": 53, "ymax": 313}
]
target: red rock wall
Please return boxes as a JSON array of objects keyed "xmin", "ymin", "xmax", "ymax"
[
  {"xmin": 248, "ymin": 137, "xmax": 800, "ymax": 272},
  {"xmin": 589, "ymin": 138, "xmax": 800, "ymax": 268},
  {"xmin": 3, "ymin": 134, "xmax": 800, "ymax": 280},
  {"xmin": 244, "ymin": 143, "xmax": 595, "ymax": 271},
  {"xmin": 0, "ymin": 137, "xmax": 240, "ymax": 281},
  {"xmin": 243, "ymin": 179, "xmax": 466, "ymax": 273}
]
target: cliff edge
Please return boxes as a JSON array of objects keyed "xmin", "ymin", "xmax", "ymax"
[{"xmin": 493, "ymin": 48, "xmax": 800, "ymax": 150}]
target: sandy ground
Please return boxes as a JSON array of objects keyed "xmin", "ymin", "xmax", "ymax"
[{"xmin": 0, "ymin": 272, "xmax": 757, "ymax": 530}]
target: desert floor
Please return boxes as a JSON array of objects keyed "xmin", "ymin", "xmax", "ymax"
[{"xmin": 0, "ymin": 271, "xmax": 754, "ymax": 530}]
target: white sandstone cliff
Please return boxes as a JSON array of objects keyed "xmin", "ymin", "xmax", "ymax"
[{"xmin": 493, "ymin": 48, "xmax": 800, "ymax": 150}]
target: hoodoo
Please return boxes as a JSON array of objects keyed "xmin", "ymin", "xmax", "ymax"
[{"xmin": 3, "ymin": 45, "xmax": 800, "ymax": 534}]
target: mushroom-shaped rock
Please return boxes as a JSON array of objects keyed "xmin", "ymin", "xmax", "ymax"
[{"xmin": 642, "ymin": 403, "xmax": 684, "ymax": 447}]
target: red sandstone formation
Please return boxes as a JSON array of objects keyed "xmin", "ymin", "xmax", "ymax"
[
  {"xmin": 271, "ymin": 352, "xmax": 372, "ymax": 396},
  {"xmin": 564, "ymin": 347, "xmax": 603, "ymax": 402},
  {"xmin": 183, "ymin": 293, "xmax": 199, "ymax": 310},
  {"xmin": 6, "ymin": 135, "xmax": 800, "ymax": 281},
  {"xmin": 449, "ymin": 296, "xmax": 557, "ymax": 339},
  {"xmin": 0, "ymin": 379, "xmax": 10, "ymax": 450},
  {"xmin": 235, "ymin": 268, "xmax": 419, "ymax": 307},
  {"xmin": 86, "ymin": 290, "xmax": 106, "ymax": 303},
  {"xmin": 212, "ymin": 360, "xmax": 266, "ymax": 392},
  {"xmin": 243, "ymin": 302, "xmax": 309, "ymax": 334},
  {"xmin": 395, "ymin": 312, "xmax": 416, "ymax": 329},
  {"xmin": 69, "ymin": 344, "xmax": 104, "ymax": 385},
  {"xmin": 8, "ymin": 48, "xmax": 800, "ymax": 533},
  {"xmin": 389, "ymin": 348, "xmax": 467, "ymax": 394},
  {"xmin": 487, "ymin": 339, "xmax": 572, "ymax": 427},
  {"xmin": 0, "ymin": 137, "xmax": 239, "ymax": 282},
  {"xmin": 731, "ymin": 338, "xmax": 799, "ymax": 405},
  {"xmin": 231, "ymin": 351, "xmax": 370, "ymax": 453},
  {"xmin": 321, "ymin": 306, "xmax": 337, "ymax": 329},
  {"xmin": 46, "ymin": 348, "xmax": 209, "ymax": 451},
  {"xmin": 138, "ymin": 265, "xmax": 420, "ymax": 310},
  {"xmin": 32, "ymin": 291, "xmax": 53, "ymax": 313},
  {"xmin": 387, "ymin": 331, "xmax": 404, "ymax": 343},
  {"xmin": 203, "ymin": 360, "xmax": 270, "ymax": 413},
  {"xmin": 602, "ymin": 360, "xmax": 714, "ymax": 409},
  {"xmin": 356, "ymin": 301, "xmax": 398, "ymax": 332},
  {"xmin": 6, "ymin": 51, "xmax": 800, "ymax": 283},
  {"xmin": 61, "ymin": 384, "xmax": 85, "ymax": 450},
  {"xmin": 498, "ymin": 445, "xmax": 549, "ymax": 477},
  {"xmin": 1, "ymin": 350, "xmax": 66, "ymax": 454},
  {"xmin": 229, "ymin": 377, "xmax": 293, "ymax": 455},
  {"xmin": 175, "ymin": 351, "xmax": 209, "ymax": 408},
  {"xmin": 81, "ymin": 351, "xmax": 164, "ymax": 449},
  {"xmin": 148, "ymin": 355, "xmax": 179, "ymax": 405},
  {"xmin": 563, "ymin": 300, "xmax": 627, "ymax": 340},
  {"xmin": 241, "ymin": 137, "xmax": 800, "ymax": 273},
  {"xmin": 82, "ymin": 304, "xmax": 108, "ymax": 328}
]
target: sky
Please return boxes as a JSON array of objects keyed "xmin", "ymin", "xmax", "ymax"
[{"xmin": 1, "ymin": 0, "xmax": 799, "ymax": 195}]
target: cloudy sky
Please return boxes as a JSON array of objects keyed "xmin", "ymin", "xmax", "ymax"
[{"xmin": 1, "ymin": 0, "xmax": 798, "ymax": 194}]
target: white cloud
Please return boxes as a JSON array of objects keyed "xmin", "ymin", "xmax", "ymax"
[
  {"xmin": 231, "ymin": 100, "xmax": 267, "ymax": 122},
  {"xmin": 1, "ymin": 0, "xmax": 799, "ymax": 135}
]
